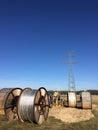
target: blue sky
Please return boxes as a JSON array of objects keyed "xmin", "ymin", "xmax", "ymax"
[{"xmin": 0, "ymin": 0, "xmax": 98, "ymax": 90}]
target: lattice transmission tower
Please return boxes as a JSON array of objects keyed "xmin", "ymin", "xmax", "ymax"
[{"xmin": 65, "ymin": 52, "xmax": 77, "ymax": 92}]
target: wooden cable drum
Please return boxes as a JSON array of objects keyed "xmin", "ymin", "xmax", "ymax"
[
  {"xmin": 0, "ymin": 88, "xmax": 12, "ymax": 115},
  {"xmin": 80, "ymin": 91, "xmax": 92, "ymax": 109},
  {"xmin": 68, "ymin": 92, "xmax": 76, "ymax": 107},
  {"xmin": 0, "ymin": 88, "xmax": 22, "ymax": 120},
  {"xmin": 17, "ymin": 87, "xmax": 49, "ymax": 125},
  {"xmin": 4, "ymin": 88, "xmax": 22, "ymax": 120}
]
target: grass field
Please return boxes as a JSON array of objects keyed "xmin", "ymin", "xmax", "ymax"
[
  {"xmin": 0, "ymin": 95, "xmax": 98, "ymax": 130},
  {"xmin": 0, "ymin": 109, "xmax": 98, "ymax": 130}
]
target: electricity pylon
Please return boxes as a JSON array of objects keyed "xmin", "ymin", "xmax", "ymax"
[{"xmin": 65, "ymin": 52, "xmax": 77, "ymax": 92}]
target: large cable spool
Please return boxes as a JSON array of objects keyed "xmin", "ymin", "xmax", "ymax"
[
  {"xmin": 67, "ymin": 92, "xmax": 76, "ymax": 107},
  {"xmin": 0, "ymin": 88, "xmax": 22, "ymax": 120},
  {"xmin": 80, "ymin": 91, "xmax": 92, "ymax": 109},
  {"xmin": 18, "ymin": 87, "xmax": 49, "ymax": 125}
]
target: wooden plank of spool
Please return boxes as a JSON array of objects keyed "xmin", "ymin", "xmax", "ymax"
[
  {"xmin": 34, "ymin": 87, "xmax": 49, "ymax": 124},
  {"xmin": 4, "ymin": 88, "xmax": 22, "ymax": 120},
  {"xmin": 68, "ymin": 92, "xmax": 76, "ymax": 107},
  {"xmin": 0, "ymin": 88, "xmax": 12, "ymax": 115},
  {"xmin": 81, "ymin": 91, "xmax": 92, "ymax": 109},
  {"xmin": 0, "ymin": 88, "xmax": 22, "ymax": 120}
]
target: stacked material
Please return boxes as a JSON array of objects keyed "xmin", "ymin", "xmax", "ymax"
[{"xmin": 0, "ymin": 87, "xmax": 50, "ymax": 125}]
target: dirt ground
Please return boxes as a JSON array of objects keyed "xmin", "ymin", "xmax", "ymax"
[{"xmin": 49, "ymin": 104, "xmax": 98, "ymax": 123}]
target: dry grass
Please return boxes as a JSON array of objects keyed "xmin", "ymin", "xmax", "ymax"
[
  {"xmin": 0, "ymin": 109, "xmax": 98, "ymax": 130},
  {"xmin": 49, "ymin": 106, "xmax": 95, "ymax": 123},
  {"xmin": 0, "ymin": 95, "xmax": 98, "ymax": 130},
  {"xmin": 92, "ymin": 95, "xmax": 98, "ymax": 105}
]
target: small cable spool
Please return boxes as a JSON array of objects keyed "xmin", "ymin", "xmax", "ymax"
[
  {"xmin": 67, "ymin": 92, "xmax": 76, "ymax": 107},
  {"xmin": 17, "ymin": 87, "xmax": 49, "ymax": 125},
  {"xmin": 4, "ymin": 88, "xmax": 22, "ymax": 120},
  {"xmin": 80, "ymin": 91, "xmax": 92, "ymax": 109}
]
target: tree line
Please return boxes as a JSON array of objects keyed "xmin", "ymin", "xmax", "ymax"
[{"xmin": 48, "ymin": 90, "xmax": 98, "ymax": 95}]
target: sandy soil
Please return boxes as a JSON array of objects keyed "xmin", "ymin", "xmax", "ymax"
[{"xmin": 49, "ymin": 104, "xmax": 98, "ymax": 123}]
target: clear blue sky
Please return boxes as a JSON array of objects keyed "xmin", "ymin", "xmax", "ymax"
[{"xmin": 0, "ymin": 0, "xmax": 98, "ymax": 90}]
